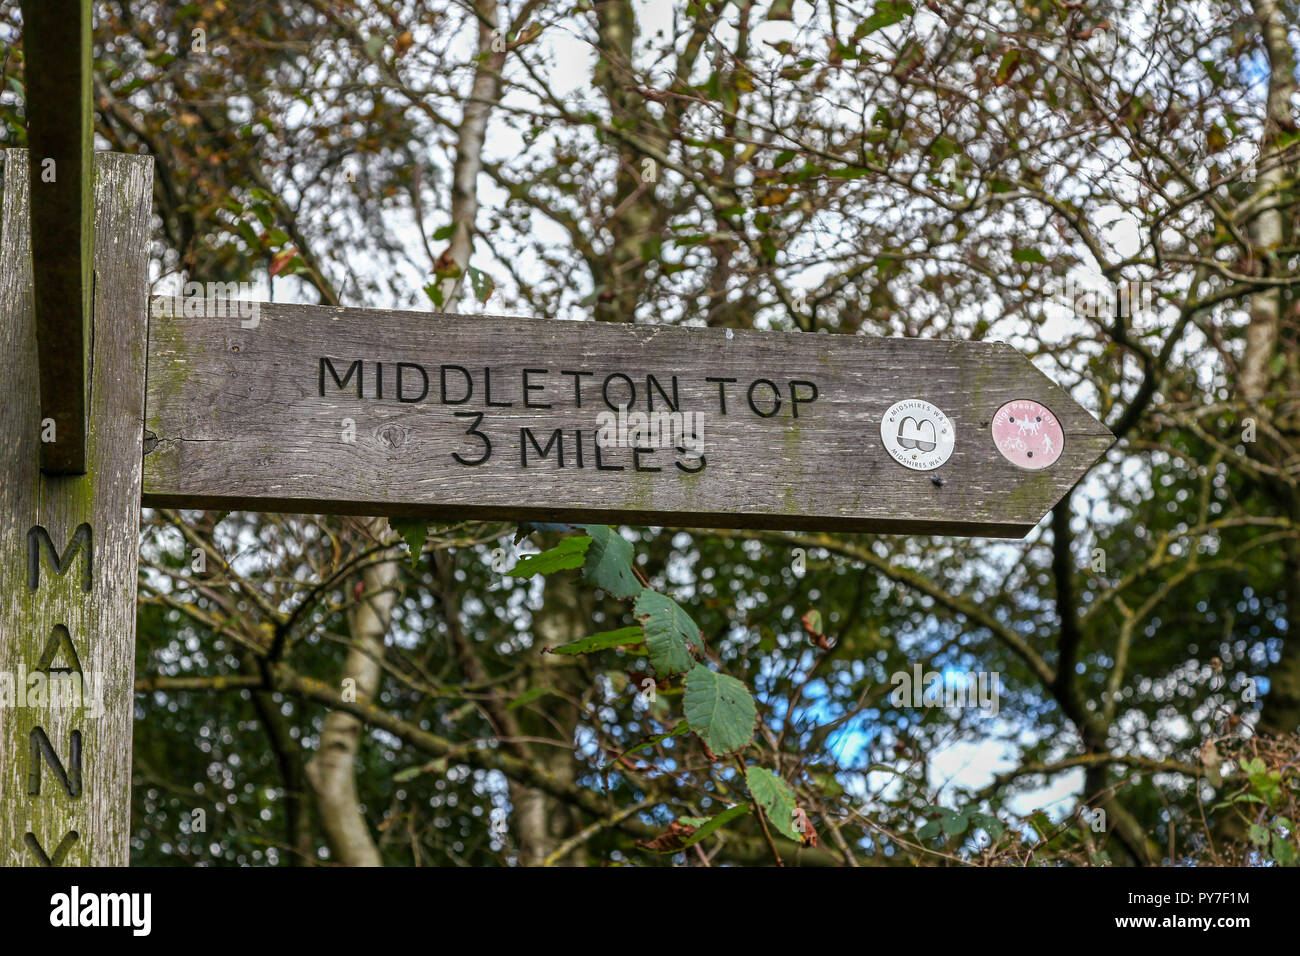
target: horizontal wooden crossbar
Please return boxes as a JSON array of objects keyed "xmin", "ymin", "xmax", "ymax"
[{"xmin": 142, "ymin": 302, "xmax": 1113, "ymax": 537}]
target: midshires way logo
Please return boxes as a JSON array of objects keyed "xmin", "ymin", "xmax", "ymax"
[
  {"xmin": 49, "ymin": 887, "xmax": 151, "ymax": 936},
  {"xmin": 895, "ymin": 416, "xmax": 938, "ymax": 452}
]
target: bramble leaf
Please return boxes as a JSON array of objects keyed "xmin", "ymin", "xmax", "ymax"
[
  {"xmin": 548, "ymin": 625, "xmax": 644, "ymax": 656},
  {"xmin": 639, "ymin": 804, "xmax": 751, "ymax": 854},
  {"xmin": 683, "ymin": 665, "xmax": 755, "ymax": 756},
  {"xmin": 635, "ymin": 589, "xmax": 698, "ymax": 677},
  {"xmin": 506, "ymin": 535, "xmax": 591, "ymax": 578},
  {"xmin": 389, "ymin": 518, "xmax": 428, "ymax": 568},
  {"xmin": 580, "ymin": 525, "xmax": 641, "ymax": 598},
  {"xmin": 746, "ymin": 766, "xmax": 801, "ymax": 842}
]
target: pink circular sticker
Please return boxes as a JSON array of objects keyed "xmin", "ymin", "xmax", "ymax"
[{"xmin": 991, "ymin": 400, "xmax": 1064, "ymax": 470}]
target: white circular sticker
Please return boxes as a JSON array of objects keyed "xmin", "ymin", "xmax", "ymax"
[{"xmin": 880, "ymin": 399, "xmax": 955, "ymax": 471}]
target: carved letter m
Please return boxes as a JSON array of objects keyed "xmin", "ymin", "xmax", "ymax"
[{"xmin": 27, "ymin": 524, "xmax": 93, "ymax": 592}]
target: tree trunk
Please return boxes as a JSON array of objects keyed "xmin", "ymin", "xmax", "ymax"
[
  {"xmin": 509, "ymin": 575, "xmax": 590, "ymax": 865},
  {"xmin": 304, "ymin": 516, "xmax": 397, "ymax": 866}
]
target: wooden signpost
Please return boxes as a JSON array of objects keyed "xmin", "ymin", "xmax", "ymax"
[
  {"xmin": 0, "ymin": 2, "xmax": 1114, "ymax": 868},
  {"xmin": 1, "ymin": 151, "xmax": 153, "ymax": 865},
  {"xmin": 143, "ymin": 303, "xmax": 1112, "ymax": 538}
]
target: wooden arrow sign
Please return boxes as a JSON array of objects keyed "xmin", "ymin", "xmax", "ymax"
[{"xmin": 142, "ymin": 302, "xmax": 1113, "ymax": 537}]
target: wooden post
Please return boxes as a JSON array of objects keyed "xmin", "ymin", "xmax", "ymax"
[
  {"xmin": 19, "ymin": 0, "xmax": 95, "ymax": 475},
  {"xmin": 0, "ymin": 150, "xmax": 153, "ymax": 866}
]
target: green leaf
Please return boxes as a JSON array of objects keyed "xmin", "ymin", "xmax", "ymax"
[
  {"xmin": 746, "ymin": 767, "xmax": 801, "ymax": 841},
  {"xmin": 639, "ymin": 803, "xmax": 750, "ymax": 854},
  {"xmin": 548, "ymin": 625, "xmax": 644, "ymax": 656},
  {"xmin": 506, "ymin": 536, "xmax": 592, "ymax": 578},
  {"xmin": 827, "ymin": 166, "xmax": 872, "ymax": 179},
  {"xmin": 579, "ymin": 525, "xmax": 641, "ymax": 598},
  {"xmin": 1247, "ymin": 762, "xmax": 1283, "ymax": 806},
  {"xmin": 1249, "ymin": 824, "xmax": 1271, "ymax": 846},
  {"xmin": 812, "ymin": 771, "xmax": 844, "ymax": 798},
  {"xmin": 969, "ymin": 812, "xmax": 1005, "ymax": 839},
  {"xmin": 856, "ymin": 0, "xmax": 912, "ymax": 38},
  {"xmin": 787, "ymin": 162, "xmax": 823, "ymax": 184},
  {"xmin": 1012, "ymin": 248, "xmax": 1047, "ymax": 264},
  {"xmin": 506, "ymin": 686, "xmax": 551, "ymax": 711},
  {"xmin": 918, "ymin": 819, "xmax": 942, "ymax": 840},
  {"xmin": 1273, "ymin": 835, "xmax": 1297, "ymax": 865},
  {"xmin": 634, "ymin": 589, "xmax": 698, "ymax": 677},
  {"xmin": 1027, "ymin": 810, "xmax": 1053, "ymax": 841},
  {"xmin": 683, "ymin": 665, "xmax": 755, "ymax": 756},
  {"xmin": 389, "ymin": 518, "xmax": 428, "ymax": 568},
  {"xmin": 432, "ymin": 223, "xmax": 456, "ymax": 241},
  {"xmin": 766, "ymin": 0, "xmax": 795, "ymax": 21},
  {"xmin": 467, "ymin": 265, "xmax": 495, "ymax": 303},
  {"xmin": 802, "ymin": 608, "xmax": 823, "ymax": 635},
  {"xmin": 236, "ymin": 220, "xmax": 261, "ymax": 248},
  {"xmin": 941, "ymin": 811, "xmax": 968, "ymax": 836},
  {"xmin": 680, "ymin": 804, "xmax": 750, "ymax": 848},
  {"xmin": 994, "ymin": 49, "xmax": 1021, "ymax": 84},
  {"xmin": 930, "ymin": 135, "xmax": 961, "ymax": 162},
  {"xmin": 1200, "ymin": 58, "xmax": 1226, "ymax": 86},
  {"xmin": 433, "ymin": 259, "xmax": 463, "ymax": 280}
]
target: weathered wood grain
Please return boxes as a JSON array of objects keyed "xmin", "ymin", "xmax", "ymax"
[
  {"xmin": 20, "ymin": 0, "xmax": 95, "ymax": 475},
  {"xmin": 0, "ymin": 150, "xmax": 153, "ymax": 865},
  {"xmin": 144, "ymin": 302, "xmax": 1113, "ymax": 537}
]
